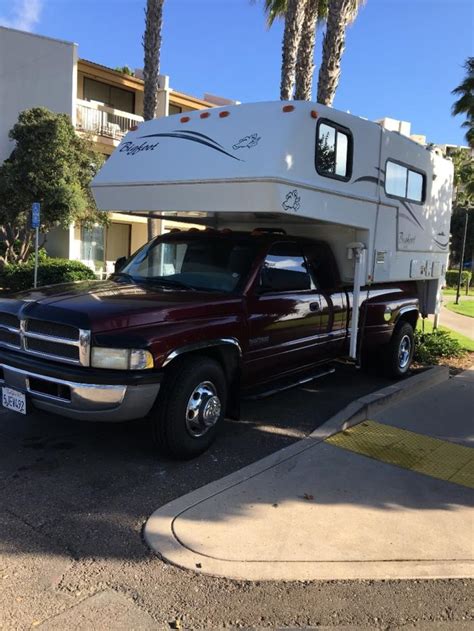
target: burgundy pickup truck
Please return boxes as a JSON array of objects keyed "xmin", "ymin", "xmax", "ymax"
[{"xmin": 0, "ymin": 229, "xmax": 419, "ymax": 458}]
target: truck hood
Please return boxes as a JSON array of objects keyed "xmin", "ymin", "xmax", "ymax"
[{"xmin": 9, "ymin": 280, "xmax": 241, "ymax": 333}]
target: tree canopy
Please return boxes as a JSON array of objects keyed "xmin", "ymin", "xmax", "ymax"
[
  {"xmin": 0, "ymin": 107, "xmax": 104, "ymax": 265},
  {"xmin": 449, "ymin": 148, "xmax": 473, "ymax": 266},
  {"xmin": 452, "ymin": 57, "xmax": 474, "ymax": 149}
]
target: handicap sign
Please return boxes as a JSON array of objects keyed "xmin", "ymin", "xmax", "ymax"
[{"xmin": 31, "ymin": 202, "xmax": 40, "ymax": 229}]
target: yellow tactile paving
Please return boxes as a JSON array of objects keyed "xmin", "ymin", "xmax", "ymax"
[{"xmin": 325, "ymin": 420, "xmax": 474, "ymax": 490}]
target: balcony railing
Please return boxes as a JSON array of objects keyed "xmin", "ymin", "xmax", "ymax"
[{"xmin": 76, "ymin": 99, "xmax": 143, "ymax": 141}]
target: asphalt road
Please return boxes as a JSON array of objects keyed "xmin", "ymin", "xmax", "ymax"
[{"xmin": 0, "ymin": 363, "xmax": 472, "ymax": 630}]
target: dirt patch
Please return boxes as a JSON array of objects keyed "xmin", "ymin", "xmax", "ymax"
[{"xmin": 414, "ymin": 351, "xmax": 474, "ymax": 376}]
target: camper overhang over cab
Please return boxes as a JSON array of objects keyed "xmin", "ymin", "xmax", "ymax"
[{"xmin": 91, "ymin": 100, "xmax": 454, "ymax": 323}]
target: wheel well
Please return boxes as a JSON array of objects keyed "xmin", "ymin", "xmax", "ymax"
[
  {"xmin": 164, "ymin": 345, "xmax": 242, "ymax": 418},
  {"xmin": 395, "ymin": 309, "xmax": 418, "ymax": 331}
]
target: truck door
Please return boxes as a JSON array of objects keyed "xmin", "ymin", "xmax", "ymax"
[
  {"xmin": 245, "ymin": 241, "xmax": 330, "ymax": 382},
  {"xmin": 303, "ymin": 242, "xmax": 347, "ymax": 358}
]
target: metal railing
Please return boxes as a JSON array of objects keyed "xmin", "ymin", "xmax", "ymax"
[{"xmin": 76, "ymin": 99, "xmax": 143, "ymax": 140}]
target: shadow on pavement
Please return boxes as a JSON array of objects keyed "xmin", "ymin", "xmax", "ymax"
[{"xmin": 2, "ymin": 363, "xmax": 460, "ymax": 563}]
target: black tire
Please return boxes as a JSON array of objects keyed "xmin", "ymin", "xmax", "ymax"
[
  {"xmin": 151, "ymin": 356, "xmax": 227, "ymax": 459},
  {"xmin": 382, "ymin": 321, "xmax": 415, "ymax": 378}
]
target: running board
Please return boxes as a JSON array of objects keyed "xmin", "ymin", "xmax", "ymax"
[{"xmin": 244, "ymin": 366, "xmax": 336, "ymax": 401}]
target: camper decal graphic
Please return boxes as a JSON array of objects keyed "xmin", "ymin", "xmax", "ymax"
[
  {"xmin": 136, "ymin": 130, "xmax": 243, "ymax": 161},
  {"xmin": 119, "ymin": 140, "xmax": 160, "ymax": 155},
  {"xmin": 433, "ymin": 231, "xmax": 449, "ymax": 248},
  {"xmin": 399, "ymin": 232, "xmax": 416, "ymax": 246},
  {"xmin": 433, "ymin": 237, "xmax": 449, "ymax": 249},
  {"xmin": 232, "ymin": 134, "xmax": 261, "ymax": 150},
  {"xmin": 282, "ymin": 190, "xmax": 301, "ymax": 212}
]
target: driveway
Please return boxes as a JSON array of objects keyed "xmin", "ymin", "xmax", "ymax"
[{"xmin": 0, "ymin": 364, "xmax": 472, "ymax": 630}]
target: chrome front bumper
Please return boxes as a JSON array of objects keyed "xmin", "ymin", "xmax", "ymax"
[{"xmin": 0, "ymin": 363, "xmax": 161, "ymax": 422}]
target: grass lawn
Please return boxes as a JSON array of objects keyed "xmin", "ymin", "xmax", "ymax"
[
  {"xmin": 417, "ymin": 319, "xmax": 474, "ymax": 352},
  {"xmin": 445, "ymin": 301, "xmax": 474, "ymax": 318},
  {"xmin": 442, "ymin": 287, "xmax": 473, "ymax": 297}
]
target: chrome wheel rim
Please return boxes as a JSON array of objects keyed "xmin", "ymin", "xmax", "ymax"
[
  {"xmin": 398, "ymin": 334, "xmax": 412, "ymax": 369},
  {"xmin": 185, "ymin": 381, "xmax": 221, "ymax": 438}
]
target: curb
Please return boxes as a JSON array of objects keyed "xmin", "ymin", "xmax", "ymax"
[
  {"xmin": 309, "ymin": 365, "xmax": 449, "ymax": 441},
  {"xmin": 144, "ymin": 364, "xmax": 453, "ymax": 581}
]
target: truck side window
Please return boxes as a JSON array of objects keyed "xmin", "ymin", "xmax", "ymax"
[
  {"xmin": 261, "ymin": 243, "xmax": 313, "ymax": 292},
  {"xmin": 304, "ymin": 243, "xmax": 339, "ymax": 290},
  {"xmin": 315, "ymin": 120, "xmax": 352, "ymax": 181}
]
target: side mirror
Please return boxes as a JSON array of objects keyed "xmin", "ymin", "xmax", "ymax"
[{"xmin": 115, "ymin": 256, "xmax": 127, "ymax": 272}]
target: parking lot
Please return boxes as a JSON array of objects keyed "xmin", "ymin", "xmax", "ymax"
[{"xmin": 1, "ymin": 364, "xmax": 472, "ymax": 630}]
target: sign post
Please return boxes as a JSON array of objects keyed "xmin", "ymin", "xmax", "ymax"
[{"xmin": 31, "ymin": 203, "xmax": 41, "ymax": 288}]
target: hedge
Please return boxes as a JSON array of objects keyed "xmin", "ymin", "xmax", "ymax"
[
  {"xmin": 414, "ymin": 329, "xmax": 464, "ymax": 364},
  {"xmin": 445, "ymin": 269, "xmax": 472, "ymax": 288},
  {"xmin": 0, "ymin": 258, "xmax": 96, "ymax": 292}
]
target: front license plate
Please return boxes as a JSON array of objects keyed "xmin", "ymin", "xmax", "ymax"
[{"xmin": 2, "ymin": 387, "xmax": 27, "ymax": 415}]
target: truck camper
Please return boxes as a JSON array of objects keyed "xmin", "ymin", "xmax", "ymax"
[{"xmin": 0, "ymin": 102, "xmax": 454, "ymax": 458}]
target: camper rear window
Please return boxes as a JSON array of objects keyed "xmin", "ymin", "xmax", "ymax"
[
  {"xmin": 385, "ymin": 160, "xmax": 425, "ymax": 203},
  {"xmin": 315, "ymin": 120, "xmax": 352, "ymax": 181}
]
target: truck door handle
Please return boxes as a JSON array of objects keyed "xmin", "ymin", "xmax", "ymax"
[{"xmin": 309, "ymin": 301, "xmax": 320, "ymax": 312}]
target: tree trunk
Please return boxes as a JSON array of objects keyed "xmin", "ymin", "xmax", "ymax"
[
  {"xmin": 0, "ymin": 224, "xmax": 33, "ymax": 265},
  {"xmin": 280, "ymin": 0, "xmax": 306, "ymax": 100},
  {"xmin": 294, "ymin": 0, "xmax": 319, "ymax": 100},
  {"xmin": 143, "ymin": 0, "xmax": 164, "ymax": 239},
  {"xmin": 317, "ymin": 0, "xmax": 353, "ymax": 106}
]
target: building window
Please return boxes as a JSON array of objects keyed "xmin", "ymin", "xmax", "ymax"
[
  {"xmin": 83, "ymin": 77, "xmax": 135, "ymax": 114},
  {"xmin": 385, "ymin": 160, "xmax": 425, "ymax": 202},
  {"xmin": 81, "ymin": 225, "xmax": 105, "ymax": 268},
  {"xmin": 169, "ymin": 104, "xmax": 183, "ymax": 115},
  {"xmin": 315, "ymin": 120, "xmax": 352, "ymax": 181}
]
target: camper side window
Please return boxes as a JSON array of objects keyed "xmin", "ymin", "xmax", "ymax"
[
  {"xmin": 315, "ymin": 120, "xmax": 352, "ymax": 181},
  {"xmin": 385, "ymin": 160, "xmax": 425, "ymax": 203}
]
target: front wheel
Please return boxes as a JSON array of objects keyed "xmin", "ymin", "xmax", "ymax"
[
  {"xmin": 382, "ymin": 321, "xmax": 415, "ymax": 378},
  {"xmin": 151, "ymin": 356, "xmax": 227, "ymax": 459}
]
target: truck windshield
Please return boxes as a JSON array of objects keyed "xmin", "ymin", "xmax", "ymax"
[{"xmin": 119, "ymin": 235, "xmax": 257, "ymax": 293}]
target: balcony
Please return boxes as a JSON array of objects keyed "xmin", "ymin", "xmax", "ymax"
[{"xmin": 76, "ymin": 99, "xmax": 143, "ymax": 142}]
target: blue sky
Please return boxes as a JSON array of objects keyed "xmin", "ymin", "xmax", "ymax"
[{"xmin": 1, "ymin": 0, "xmax": 472, "ymax": 145}]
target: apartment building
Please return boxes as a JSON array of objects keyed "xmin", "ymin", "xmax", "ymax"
[{"xmin": 0, "ymin": 26, "xmax": 217, "ymax": 276}]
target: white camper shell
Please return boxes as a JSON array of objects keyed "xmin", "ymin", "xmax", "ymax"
[{"xmin": 91, "ymin": 101, "xmax": 453, "ymax": 316}]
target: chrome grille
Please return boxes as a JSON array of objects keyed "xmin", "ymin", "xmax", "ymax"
[
  {"xmin": 26, "ymin": 319, "xmax": 79, "ymax": 341},
  {"xmin": 0, "ymin": 328, "xmax": 21, "ymax": 348},
  {"xmin": 0, "ymin": 312, "xmax": 21, "ymax": 350},
  {"xmin": 0, "ymin": 313, "xmax": 20, "ymax": 329},
  {"xmin": 0, "ymin": 311, "xmax": 90, "ymax": 366},
  {"xmin": 25, "ymin": 338, "xmax": 80, "ymax": 361}
]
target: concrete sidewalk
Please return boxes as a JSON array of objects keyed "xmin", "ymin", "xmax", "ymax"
[
  {"xmin": 431, "ymin": 305, "xmax": 474, "ymax": 339},
  {"xmin": 145, "ymin": 369, "xmax": 474, "ymax": 581}
]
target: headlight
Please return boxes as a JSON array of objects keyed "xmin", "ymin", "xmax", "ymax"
[{"xmin": 91, "ymin": 347, "xmax": 154, "ymax": 370}]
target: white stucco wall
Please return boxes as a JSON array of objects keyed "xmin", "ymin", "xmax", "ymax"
[{"xmin": 0, "ymin": 27, "xmax": 77, "ymax": 162}]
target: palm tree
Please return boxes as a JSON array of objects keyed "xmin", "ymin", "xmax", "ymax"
[
  {"xmin": 294, "ymin": 0, "xmax": 323, "ymax": 100},
  {"xmin": 316, "ymin": 0, "xmax": 365, "ymax": 106},
  {"xmin": 280, "ymin": 0, "xmax": 306, "ymax": 100},
  {"xmin": 260, "ymin": 0, "xmax": 328, "ymax": 101},
  {"xmin": 143, "ymin": 0, "xmax": 165, "ymax": 239},
  {"xmin": 452, "ymin": 57, "xmax": 474, "ymax": 149}
]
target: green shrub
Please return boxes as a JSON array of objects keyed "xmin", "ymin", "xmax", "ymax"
[
  {"xmin": 444, "ymin": 269, "xmax": 472, "ymax": 288},
  {"xmin": 414, "ymin": 329, "xmax": 465, "ymax": 365},
  {"xmin": 0, "ymin": 258, "xmax": 96, "ymax": 292},
  {"xmin": 27, "ymin": 247, "xmax": 49, "ymax": 264}
]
